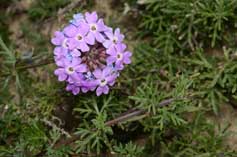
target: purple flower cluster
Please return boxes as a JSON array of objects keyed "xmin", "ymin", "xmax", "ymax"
[{"xmin": 51, "ymin": 12, "xmax": 132, "ymax": 96}]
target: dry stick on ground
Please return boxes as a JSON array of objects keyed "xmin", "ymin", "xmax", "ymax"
[
  {"xmin": 0, "ymin": 58, "xmax": 55, "ymax": 78},
  {"xmin": 57, "ymin": 0, "xmax": 83, "ymax": 18},
  {"xmin": 53, "ymin": 98, "xmax": 175, "ymax": 149},
  {"xmin": 16, "ymin": 57, "xmax": 54, "ymax": 70},
  {"xmin": 43, "ymin": 0, "xmax": 84, "ymax": 24}
]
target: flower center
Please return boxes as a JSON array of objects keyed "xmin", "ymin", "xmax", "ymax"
[
  {"xmin": 117, "ymin": 53, "xmax": 123, "ymax": 60},
  {"xmin": 81, "ymin": 43, "xmax": 108, "ymax": 71},
  {"xmin": 90, "ymin": 25, "xmax": 97, "ymax": 31},
  {"xmin": 100, "ymin": 79, "xmax": 107, "ymax": 86},
  {"xmin": 66, "ymin": 66, "xmax": 75, "ymax": 74},
  {"xmin": 77, "ymin": 35, "xmax": 82, "ymax": 41},
  {"xmin": 113, "ymin": 37, "xmax": 118, "ymax": 44}
]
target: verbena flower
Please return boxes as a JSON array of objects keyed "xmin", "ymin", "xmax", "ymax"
[
  {"xmin": 54, "ymin": 58, "xmax": 86, "ymax": 83},
  {"xmin": 52, "ymin": 11, "xmax": 132, "ymax": 96},
  {"xmin": 93, "ymin": 67, "xmax": 117, "ymax": 96},
  {"xmin": 85, "ymin": 12, "xmax": 107, "ymax": 44},
  {"xmin": 51, "ymin": 31, "xmax": 69, "ymax": 60},
  {"xmin": 64, "ymin": 24, "xmax": 90, "ymax": 52},
  {"xmin": 106, "ymin": 43, "xmax": 132, "ymax": 70},
  {"xmin": 103, "ymin": 28, "xmax": 124, "ymax": 48}
]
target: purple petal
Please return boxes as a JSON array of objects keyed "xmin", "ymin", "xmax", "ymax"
[
  {"xmin": 63, "ymin": 25, "xmax": 78, "ymax": 37},
  {"xmin": 103, "ymin": 86, "xmax": 109, "ymax": 94},
  {"xmin": 54, "ymin": 47, "xmax": 68, "ymax": 57},
  {"xmin": 55, "ymin": 59, "xmax": 64, "ymax": 67},
  {"xmin": 115, "ymin": 61, "xmax": 124, "ymax": 70},
  {"xmin": 68, "ymin": 73, "xmax": 80, "ymax": 83},
  {"xmin": 105, "ymin": 31, "xmax": 113, "ymax": 40},
  {"xmin": 85, "ymin": 11, "xmax": 98, "ymax": 23},
  {"xmin": 67, "ymin": 77, "xmax": 75, "ymax": 84},
  {"xmin": 115, "ymin": 28, "xmax": 120, "ymax": 36},
  {"xmin": 114, "ymin": 28, "xmax": 124, "ymax": 42},
  {"xmin": 95, "ymin": 32, "xmax": 105, "ymax": 43},
  {"xmin": 67, "ymin": 38, "xmax": 79, "ymax": 50},
  {"xmin": 103, "ymin": 67, "xmax": 112, "ymax": 76},
  {"xmin": 103, "ymin": 40, "xmax": 112, "ymax": 48},
  {"xmin": 71, "ymin": 49, "xmax": 81, "ymax": 57},
  {"xmin": 71, "ymin": 14, "xmax": 85, "ymax": 26},
  {"xmin": 58, "ymin": 74, "xmax": 67, "ymax": 81},
  {"xmin": 51, "ymin": 31, "xmax": 64, "ymax": 45},
  {"xmin": 79, "ymin": 42, "xmax": 89, "ymax": 52},
  {"xmin": 115, "ymin": 43, "xmax": 127, "ymax": 52},
  {"xmin": 66, "ymin": 84, "xmax": 73, "ymax": 91},
  {"xmin": 75, "ymin": 64, "xmax": 87, "ymax": 72},
  {"xmin": 89, "ymin": 86, "xmax": 97, "ymax": 91},
  {"xmin": 107, "ymin": 75, "xmax": 117, "ymax": 86},
  {"xmin": 118, "ymin": 34, "xmax": 125, "ymax": 42},
  {"xmin": 61, "ymin": 47, "xmax": 68, "ymax": 54},
  {"xmin": 78, "ymin": 22, "xmax": 89, "ymax": 36},
  {"xmin": 98, "ymin": 85, "xmax": 109, "ymax": 95},
  {"xmin": 54, "ymin": 48, "xmax": 66, "ymax": 61},
  {"xmin": 107, "ymin": 74, "xmax": 116, "ymax": 83},
  {"xmin": 85, "ymin": 80, "xmax": 98, "ymax": 87},
  {"xmin": 54, "ymin": 68, "xmax": 64, "ymax": 74},
  {"xmin": 55, "ymin": 69, "xmax": 67, "ymax": 81},
  {"xmin": 96, "ymin": 19, "xmax": 106, "ymax": 32},
  {"xmin": 96, "ymin": 86, "xmax": 103, "ymax": 96},
  {"xmin": 106, "ymin": 46, "xmax": 116, "ymax": 56},
  {"xmin": 85, "ymin": 32, "xmax": 95, "ymax": 45},
  {"xmin": 54, "ymin": 55, "xmax": 60, "ymax": 61},
  {"xmin": 51, "ymin": 38, "xmax": 61, "ymax": 46},
  {"xmin": 63, "ymin": 58, "xmax": 71, "ymax": 66},
  {"xmin": 81, "ymin": 87, "xmax": 89, "ymax": 93},
  {"xmin": 72, "ymin": 58, "xmax": 81, "ymax": 65},
  {"xmin": 53, "ymin": 47, "xmax": 61, "ymax": 56},
  {"xmin": 123, "ymin": 51, "xmax": 132, "ymax": 64},
  {"xmin": 93, "ymin": 69, "xmax": 102, "ymax": 78},
  {"xmin": 73, "ymin": 13, "xmax": 84, "ymax": 20},
  {"xmin": 72, "ymin": 87, "xmax": 80, "ymax": 95},
  {"xmin": 106, "ymin": 56, "xmax": 116, "ymax": 64}
]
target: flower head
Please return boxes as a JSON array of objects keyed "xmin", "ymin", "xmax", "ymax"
[{"xmin": 51, "ymin": 11, "xmax": 132, "ymax": 96}]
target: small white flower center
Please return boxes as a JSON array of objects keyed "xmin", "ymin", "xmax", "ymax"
[
  {"xmin": 116, "ymin": 53, "xmax": 123, "ymax": 60},
  {"xmin": 66, "ymin": 66, "xmax": 75, "ymax": 74},
  {"xmin": 112, "ymin": 37, "xmax": 118, "ymax": 43},
  {"xmin": 90, "ymin": 24, "xmax": 97, "ymax": 32},
  {"xmin": 100, "ymin": 79, "xmax": 107, "ymax": 86},
  {"xmin": 77, "ymin": 34, "xmax": 83, "ymax": 41}
]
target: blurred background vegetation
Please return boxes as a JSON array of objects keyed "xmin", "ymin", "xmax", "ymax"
[{"xmin": 1, "ymin": 0, "xmax": 237, "ymax": 156}]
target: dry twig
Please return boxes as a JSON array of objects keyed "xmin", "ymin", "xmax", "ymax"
[{"xmin": 53, "ymin": 98, "xmax": 175, "ymax": 149}]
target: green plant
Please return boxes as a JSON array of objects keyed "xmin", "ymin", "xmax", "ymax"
[{"xmin": 0, "ymin": 0, "xmax": 237, "ymax": 156}]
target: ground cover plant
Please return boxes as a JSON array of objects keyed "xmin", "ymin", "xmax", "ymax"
[{"xmin": 1, "ymin": 0, "xmax": 237, "ymax": 156}]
